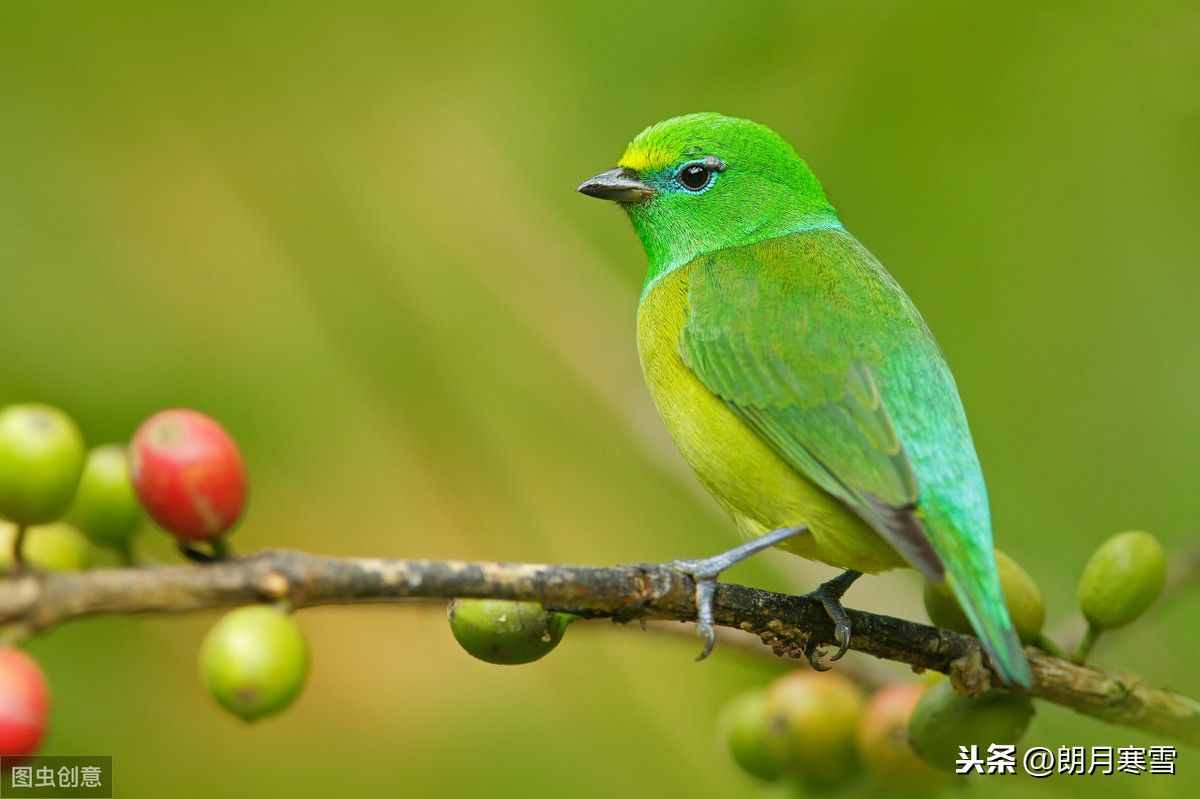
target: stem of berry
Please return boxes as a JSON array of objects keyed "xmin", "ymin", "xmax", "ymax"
[
  {"xmin": 210, "ymin": 537, "xmax": 231, "ymax": 561},
  {"xmin": 177, "ymin": 537, "xmax": 232, "ymax": 564},
  {"xmin": 1071, "ymin": 624, "xmax": 1101, "ymax": 664},
  {"xmin": 116, "ymin": 540, "xmax": 138, "ymax": 568},
  {"xmin": 1035, "ymin": 633, "xmax": 1066, "ymax": 659},
  {"xmin": 11, "ymin": 524, "xmax": 27, "ymax": 570}
]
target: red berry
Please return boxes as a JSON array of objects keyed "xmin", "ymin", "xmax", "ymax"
[
  {"xmin": 856, "ymin": 683, "xmax": 945, "ymax": 788},
  {"xmin": 129, "ymin": 410, "xmax": 247, "ymax": 541},
  {"xmin": 0, "ymin": 648, "xmax": 50, "ymax": 758}
]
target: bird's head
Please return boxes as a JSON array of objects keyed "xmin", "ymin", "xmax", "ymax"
[{"xmin": 578, "ymin": 113, "xmax": 840, "ymax": 283}]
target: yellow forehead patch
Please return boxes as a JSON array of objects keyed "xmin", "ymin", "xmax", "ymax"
[{"xmin": 618, "ymin": 144, "xmax": 674, "ymax": 174}]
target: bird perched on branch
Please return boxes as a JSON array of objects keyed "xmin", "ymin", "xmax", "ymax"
[{"xmin": 579, "ymin": 113, "xmax": 1031, "ymax": 688}]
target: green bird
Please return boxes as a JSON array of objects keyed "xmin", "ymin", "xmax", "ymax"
[{"xmin": 578, "ymin": 113, "xmax": 1031, "ymax": 688}]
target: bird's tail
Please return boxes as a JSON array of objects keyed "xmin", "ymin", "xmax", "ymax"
[{"xmin": 943, "ymin": 555, "xmax": 1033, "ymax": 689}]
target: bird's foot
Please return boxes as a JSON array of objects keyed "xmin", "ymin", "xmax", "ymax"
[
  {"xmin": 664, "ymin": 526, "xmax": 808, "ymax": 662},
  {"xmin": 802, "ymin": 569, "xmax": 862, "ymax": 670}
]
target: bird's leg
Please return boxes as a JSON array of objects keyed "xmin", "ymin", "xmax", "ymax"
[
  {"xmin": 803, "ymin": 569, "xmax": 862, "ymax": 669},
  {"xmin": 664, "ymin": 525, "xmax": 808, "ymax": 662}
]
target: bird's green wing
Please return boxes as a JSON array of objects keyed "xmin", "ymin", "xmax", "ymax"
[
  {"xmin": 679, "ymin": 228, "xmax": 1035, "ymax": 689},
  {"xmin": 678, "ymin": 230, "xmax": 946, "ymax": 579}
]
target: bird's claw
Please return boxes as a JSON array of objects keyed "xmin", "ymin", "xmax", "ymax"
[
  {"xmin": 663, "ymin": 561, "xmax": 720, "ymax": 660},
  {"xmin": 658, "ymin": 557, "xmax": 722, "ymax": 661},
  {"xmin": 660, "ymin": 526, "xmax": 809, "ymax": 662},
  {"xmin": 832, "ymin": 621, "xmax": 852, "ymax": 661},
  {"xmin": 803, "ymin": 621, "xmax": 851, "ymax": 671},
  {"xmin": 804, "ymin": 638, "xmax": 833, "ymax": 671},
  {"xmin": 802, "ymin": 569, "xmax": 861, "ymax": 670},
  {"xmin": 694, "ymin": 621, "xmax": 716, "ymax": 662},
  {"xmin": 692, "ymin": 578, "xmax": 718, "ymax": 662}
]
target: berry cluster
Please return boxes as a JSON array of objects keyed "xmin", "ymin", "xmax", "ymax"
[
  {"xmin": 708, "ymin": 537, "xmax": 1166, "ymax": 791},
  {"xmin": 0, "ymin": 404, "xmax": 308, "ymax": 757},
  {"xmin": 721, "ymin": 671, "xmax": 965, "ymax": 793},
  {"xmin": 714, "ymin": 668, "xmax": 1030, "ymax": 793}
]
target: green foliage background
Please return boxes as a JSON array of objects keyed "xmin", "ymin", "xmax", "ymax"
[{"xmin": 1, "ymin": 2, "xmax": 1197, "ymax": 797}]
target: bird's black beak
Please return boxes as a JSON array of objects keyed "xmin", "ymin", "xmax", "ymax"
[{"xmin": 577, "ymin": 167, "xmax": 655, "ymax": 204}]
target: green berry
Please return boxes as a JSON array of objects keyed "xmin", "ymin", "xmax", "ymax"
[
  {"xmin": 907, "ymin": 681, "xmax": 1034, "ymax": 772},
  {"xmin": 0, "ymin": 404, "xmax": 86, "ymax": 525},
  {"xmin": 922, "ymin": 580, "xmax": 968, "ymax": 635},
  {"xmin": 447, "ymin": 599, "xmax": 571, "ymax": 665},
  {"xmin": 923, "ymin": 549, "xmax": 1044, "ymax": 644},
  {"xmin": 765, "ymin": 671, "xmax": 864, "ymax": 788},
  {"xmin": 1077, "ymin": 531, "xmax": 1166, "ymax": 631},
  {"xmin": 719, "ymin": 690, "xmax": 784, "ymax": 782},
  {"xmin": 0, "ymin": 522, "xmax": 91, "ymax": 572},
  {"xmin": 996, "ymin": 551, "xmax": 1047, "ymax": 643},
  {"xmin": 200, "ymin": 606, "xmax": 308, "ymax": 722},
  {"xmin": 67, "ymin": 445, "xmax": 143, "ymax": 549}
]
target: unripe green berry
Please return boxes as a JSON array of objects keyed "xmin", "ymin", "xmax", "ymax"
[
  {"xmin": 447, "ymin": 599, "xmax": 571, "ymax": 665},
  {"xmin": 67, "ymin": 445, "xmax": 143, "ymax": 549},
  {"xmin": 200, "ymin": 606, "xmax": 308, "ymax": 722},
  {"xmin": 1077, "ymin": 531, "xmax": 1166, "ymax": 631},
  {"xmin": 0, "ymin": 522, "xmax": 91, "ymax": 572},
  {"xmin": 923, "ymin": 581, "xmax": 969, "ymax": 635},
  {"xmin": 718, "ymin": 690, "xmax": 784, "ymax": 782},
  {"xmin": 924, "ymin": 549, "xmax": 1044, "ymax": 644},
  {"xmin": 0, "ymin": 404, "xmax": 86, "ymax": 526},
  {"xmin": 765, "ymin": 671, "xmax": 864, "ymax": 788},
  {"xmin": 907, "ymin": 681, "xmax": 1034, "ymax": 772}
]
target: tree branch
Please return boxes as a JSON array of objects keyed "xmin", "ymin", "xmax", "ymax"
[{"xmin": 0, "ymin": 549, "xmax": 1196, "ymax": 747}]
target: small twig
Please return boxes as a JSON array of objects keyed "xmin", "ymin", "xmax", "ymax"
[{"xmin": 0, "ymin": 549, "xmax": 1195, "ymax": 746}]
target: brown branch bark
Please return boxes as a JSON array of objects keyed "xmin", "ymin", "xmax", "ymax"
[{"xmin": 0, "ymin": 549, "xmax": 1196, "ymax": 747}]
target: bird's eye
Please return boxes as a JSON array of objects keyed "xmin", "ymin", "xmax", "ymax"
[
  {"xmin": 675, "ymin": 157, "xmax": 725, "ymax": 193},
  {"xmin": 678, "ymin": 163, "xmax": 711, "ymax": 191}
]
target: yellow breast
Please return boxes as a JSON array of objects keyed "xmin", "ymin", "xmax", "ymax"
[{"xmin": 635, "ymin": 265, "xmax": 906, "ymax": 574}]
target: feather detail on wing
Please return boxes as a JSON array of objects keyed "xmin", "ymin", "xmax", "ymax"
[{"xmin": 678, "ymin": 236, "xmax": 944, "ymax": 580}]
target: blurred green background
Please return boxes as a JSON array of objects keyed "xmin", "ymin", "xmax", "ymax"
[{"xmin": 2, "ymin": 1, "xmax": 1198, "ymax": 797}]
